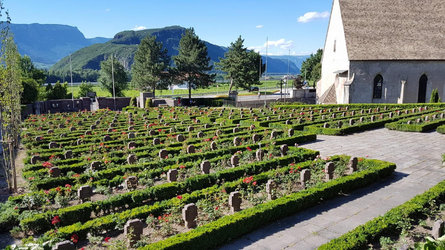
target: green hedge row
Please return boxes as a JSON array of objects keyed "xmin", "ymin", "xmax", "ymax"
[
  {"xmin": 385, "ymin": 118, "xmax": 445, "ymax": 132},
  {"xmin": 142, "ymin": 159, "xmax": 396, "ymax": 250},
  {"xmin": 318, "ymin": 179, "xmax": 445, "ymax": 250},
  {"xmin": 438, "ymin": 125, "xmax": 445, "ymax": 134},
  {"xmin": 20, "ymin": 147, "xmax": 319, "ymax": 233}
]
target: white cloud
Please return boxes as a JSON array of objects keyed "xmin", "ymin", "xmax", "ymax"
[
  {"xmin": 256, "ymin": 25, "xmax": 264, "ymax": 29},
  {"xmin": 248, "ymin": 38, "xmax": 295, "ymax": 55},
  {"xmin": 297, "ymin": 11, "xmax": 330, "ymax": 23},
  {"xmin": 105, "ymin": 8, "xmax": 111, "ymax": 12},
  {"xmin": 132, "ymin": 25, "xmax": 147, "ymax": 31}
]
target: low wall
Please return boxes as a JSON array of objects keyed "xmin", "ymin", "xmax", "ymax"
[{"xmin": 96, "ymin": 97, "xmax": 131, "ymax": 110}]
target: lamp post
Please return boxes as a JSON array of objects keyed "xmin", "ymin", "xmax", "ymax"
[{"xmin": 111, "ymin": 54, "xmax": 116, "ymax": 111}]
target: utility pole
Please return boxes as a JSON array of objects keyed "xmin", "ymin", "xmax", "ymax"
[
  {"xmin": 265, "ymin": 37, "xmax": 268, "ymax": 80},
  {"xmin": 111, "ymin": 54, "xmax": 116, "ymax": 111},
  {"xmin": 70, "ymin": 54, "xmax": 74, "ymax": 110}
]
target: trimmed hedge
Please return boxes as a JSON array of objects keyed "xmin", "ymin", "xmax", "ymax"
[
  {"xmin": 318, "ymin": 179, "xmax": 445, "ymax": 250},
  {"xmin": 437, "ymin": 125, "xmax": 445, "ymax": 134},
  {"xmin": 385, "ymin": 118, "xmax": 445, "ymax": 132},
  {"xmin": 142, "ymin": 159, "xmax": 396, "ymax": 250}
]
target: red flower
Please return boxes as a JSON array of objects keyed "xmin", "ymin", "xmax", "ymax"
[
  {"xmin": 104, "ymin": 237, "xmax": 111, "ymax": 242},
  {"xmin": 177, "ymin": 195, "xmax": 182, "ymax": 200},
  {"xmin": 44, "ymin": 190, "xmax": 49, "ymax": 194},
  {"xmin": 71, "ymin": 234, "xmax": 79, "ymax": 244},
  {"xmin": 65, "ymin": 184, "xmax": 71, "ymax": 188},
  {"xmin": 158, "ymin": 129, "xmax": 162, "ymax": 132},
  {"xmin": 158, "ymin": 215, "xmax": 162, "ymax": 220},
  {"xmin": 252, "ymin": 181, "xmax": 257, "ymax": 186},
  {"xmin": 122, "ymin": 131, "xmax": 127, "ymax": 135},
  {"xmin": 243, "ymin": 176, "xmax": 254, "ymax": 184},
  {"xmin": 73, "ymin": 173, "xmax": 80, "ymax": 178},
  {"xmin": 49, "ymin": 154, "xmax": 55, "ymax": 160},
  {"xmin": 246, "ymin": 146, "xmax": 252, "ymax": 151},
  {"xmin": 42, "ymin": 162, "xmax": 53, "ymax": 168},
  {"xmin": 215, "ymin": 206, "xmax": 219, "ymax": 210},
  {"xmin": 28, "ymin": 176, "xmax": 35, "ymax": 180},
  {"xmin": 289, "ymin": 163, "xmax": 295, "ymax": 166},
  {"xmin": 112, "ymin": 129, "xmax": 117, "ymax": 132},
  {"xmin": 179, "ymin": 165, "xmax": 186, "ymax": 169},
  {"xmin": 55, "ymin": 187, "xmax": 61, "ymax": 192},
  {"xmin": 51, "ymin": 216, "xmax": 61, "ymax": 225}
]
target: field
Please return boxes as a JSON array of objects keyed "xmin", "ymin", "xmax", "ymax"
[
  {"xmin": 1, "ymin": 103, "xmax": 445, "ymax": 249},
  {"xmin": 67, "ymin": 80, "xmax": 286, "ymax": 98}
]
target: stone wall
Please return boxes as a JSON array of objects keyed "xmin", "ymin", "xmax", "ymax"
[
  {"xmin": 96, "ymin": 97, "xmax": 131, "ymax": 110},
  {"xmin": 349, "ymin": 61, "xmax": 445, "ymax": 103}
]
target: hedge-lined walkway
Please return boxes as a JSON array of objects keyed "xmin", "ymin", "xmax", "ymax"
[{"xmin": 221, "ymin": 128, "xmax": 445, "ymax": 250}]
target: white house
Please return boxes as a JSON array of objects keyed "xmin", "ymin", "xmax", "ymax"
[{"xmin": 317, "ymin": 0, "xmax": 445, "ymax": 104}]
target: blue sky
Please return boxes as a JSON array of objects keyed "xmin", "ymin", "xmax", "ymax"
[{"xmin": 4, "ymin": 0, "xmax": 332, "ymax": 55}]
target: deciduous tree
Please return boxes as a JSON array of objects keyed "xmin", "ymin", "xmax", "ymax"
[
  {"xmin": 99, "ymin": 55, "xmax": 128, "ymax": 97},
  {"xmin": 300, "ymin": 49, "xmax": 323, "ymax": 85}
]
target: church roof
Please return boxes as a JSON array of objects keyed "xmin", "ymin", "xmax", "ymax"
[{"xmin": 339, "ymin": 0, "xmax": 445, "ymax": 60}]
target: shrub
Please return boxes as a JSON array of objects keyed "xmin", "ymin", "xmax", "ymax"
[
  {"xmin": 145, "ymin": 98, "xmax": 152, "ymax": 108},
  {"xmin": 430, "ymin": 88, "xmax": 441, "ymax": 103}
]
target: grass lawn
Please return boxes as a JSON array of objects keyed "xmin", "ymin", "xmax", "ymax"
[{"xmin": 68, "ymin": 80, "xmax": 283, "ymax": 98}]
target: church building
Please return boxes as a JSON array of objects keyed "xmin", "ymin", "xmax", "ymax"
[{"xmin": 317, "ymin": 0, "xmax": 445, "ymax": 104}]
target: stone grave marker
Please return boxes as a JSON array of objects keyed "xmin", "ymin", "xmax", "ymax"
[
  {"xmin": 153, "ymin": 138, "xmax": 161, "ymax": 145},
  {"xmin": 127, "ymin": 141, "xmax": 137, "ymax": 149},
  {"xmin": 187, "ymin": 145, "xmax": 196, "ymax": 154},
  {"xmin": 128, "ymin": 132, "xmax": 135, "ymax": 139},
  {"xmin": 348, "ymin": 157, "xmax": 358, "ymax": 174},
  {"xmin": 270, "ymin": 130, "xmax": 278, "ymax": 139},
  {"xmin": 159, "ymin": 149, "xmax": 168, "ymax": 159},
  {"xmin": 266, "ymin": 179, "xmax": 277, "ymax": 200},
  {"xmin": 280, "ymin": 144, "xmax": 289, "ymax": 156},
  {"xmin": 300, "ymin": 169, "xmax": 311, "ymax": 189},
  {"xmin": 125, "ymin": 176, "xmax": 138, "ymax": 190},
  {"xmin": 197, "ymin": 131, "xmax": 204, "ymax": 138},
  {"xmin": 103, "ymin": 135, "xmax": 112, "ymax": 142},
  {"xmin": 49, "ymin": 167, "xmax": 61, "ymax": 177},
  {"xmin": 64, "ymin": 150, "xmax": 73, "ymax": 159},
  {"xmin": 90, "ymin": 161, "xmax": 101, "ymax": 171},
  {"xmin": 78, "ymin": 185, "xmax": 93, "ymax": 202},
  {"xmin": 182, "ymin": 203, "xmax": 198, "ymax": 229},
  {"xmin": 233, "ymin": 137, "xmax": 241, "ymax": 146},
  {"xmin": 325, "ymin": 162, "xmax": 335, "ymax": 181},
  {"xmin": 252, "ymin": 134, "xmax": 260, "ymax": 143},
  {"xmin": 200, "ymin": 160, "xmax": 211, "ymax": 174},
  {"xmin": 231, "ymin": 155, "xmax": 239, "ymax": 167},
  {"xmin": 210, "ymin": 141, "xmax": 217, "ymax": 150},
  {"xmin": 124, "ymin": 219, "xmax": 144, "ymax": 247},
  {"xmin": 433, "ymin": 220, "xmax": 445, "ymax": 239},
  {"xmin": 177, "ymin": 134, "xmax": 185, "ymax": 142},
  {"xmin": 167, "ymin": 169, "xmax": 178, "ymax": 182},
  {"xmin": 30, "ymin": 155, "xmax": 40, "ymax": 164},
  {"xmin": 349, "ymin": 119, "xmax": 355, "ymax": 126},
  {"xmin": 229, "ymin": 191, "xmax": 242, "ymax": 213},
  {"xmin": 323, "ymin": 123, "xmax": 330, "ymax": 128},
  {"xmin": 256, "ymin": 149, "xmax": 264, "ymax": 161},
  {"xmin": 49, "ymin": 142, "xmax": 58, "ymax": 149},
  {"xmin": 127, "ymin": 154, "xmax": 137, "ymax": 165}
]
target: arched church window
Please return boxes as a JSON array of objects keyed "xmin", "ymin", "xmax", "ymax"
[{"xmin": 373, "ymin": 74, "xmax": 383, "ymax": 99}]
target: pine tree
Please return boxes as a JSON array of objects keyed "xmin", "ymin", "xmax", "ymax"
[
  {"xmin": 131, "ymin": 35, "xmax": 170, "ymax": 97},
  {"xmin": 217, "ymin": 36, "xmax": 264, "ymax": 95},
  {"xmin": 99, "ymin": 55, "xmax": 128, "ymax": 97},
  {"xmin": 173, "ymin": 28, "xmax": 214, "ymax": 103}
]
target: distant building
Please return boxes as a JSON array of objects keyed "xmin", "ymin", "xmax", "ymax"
[{"xmin": 317, "ymin": 0, "xmax": 445, "ymax": 104}]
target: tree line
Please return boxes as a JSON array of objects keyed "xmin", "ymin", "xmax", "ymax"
[{"xmin": 100, "ymin": 29, "xmax": 265, "ymax": 100}]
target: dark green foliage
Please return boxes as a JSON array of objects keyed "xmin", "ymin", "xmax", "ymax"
[
  {"xmin": 300, "ymin": 49, "xmax": 322, "ymax": 84},
  {"xmin": 216, "ymin": 36, "xmax": 264, "ymax": 94},
  {"xmin": 45, "ymin": 81, "xmax": 71, "ymax": 100},
  {"xmin": 145, "ymin": 98, "xmax": 152, "ymax": 108},
  {"xmin": 77, "ymin": 81, "xmax": 94, "ymax": 98},
  {"xmin": 21, "ymin": 77, "xmax": 39, "ymax": 104},
  {"xmin": 430, "ymin": 88, "xmax": 441, "ymax": 103},
  {"xmin": 98, "ymin": 56, "xmax": 128, "ymax": 97},
  {"xmin": 131, "ymin": 35, "xmax": 170, "ymax": 97},
  {"xmin": 173, "ymin": 28, "xmax": 214, "ymax": 101}
]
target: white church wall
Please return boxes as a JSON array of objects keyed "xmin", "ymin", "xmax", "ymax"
[
  {"xmin": 349, "ymin": 61, "xmax": 445, "ymax": 103},
  {"xmin": 318, "ymin": 0, "xmax": 350, "ymax": 100}
]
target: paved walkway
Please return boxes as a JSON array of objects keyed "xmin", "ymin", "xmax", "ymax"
[{"xmin": 221, "ymin": 128, "xmax": 445, "ymax": 250}]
